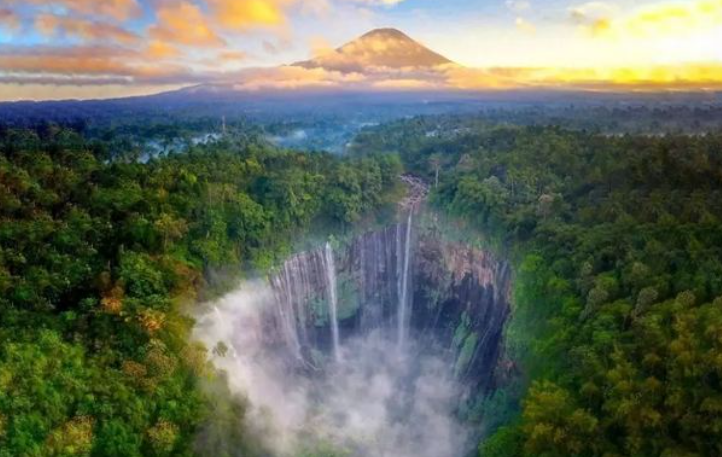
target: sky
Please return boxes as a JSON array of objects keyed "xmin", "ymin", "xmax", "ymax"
[{"xmin": 0, "ymin": 0, "xmax": 721, "ymax": 100}]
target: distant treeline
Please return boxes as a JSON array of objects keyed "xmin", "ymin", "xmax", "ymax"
[
  {"xmin": 3, "ymin": 92, "xmax": 722, "ymax": 136},
  {"xmin": 354, "ymin": 119, "xmax": 722, "ymax": 456}
]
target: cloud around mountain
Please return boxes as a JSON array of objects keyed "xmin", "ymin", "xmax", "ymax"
[
  {"xmin": 294, "ymin": 28, "xmax": 452, "ymax": 73},
  {"xmin": 186, "ymin": 28, "xmax": 722, "ymax": 93}
]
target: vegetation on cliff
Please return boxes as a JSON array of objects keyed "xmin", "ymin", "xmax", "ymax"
[{"xmin": 355, "ymin": 119, "xmax": 722, "ymax": 456}]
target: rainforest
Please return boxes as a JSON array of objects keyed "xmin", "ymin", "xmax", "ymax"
[
  {"xmin": 2, "ymin": 99, "xmax": 722, "ymax": 457},
  {"xmin": 2, "ymin": 3, "xmax": 722, "ymax": 453}
]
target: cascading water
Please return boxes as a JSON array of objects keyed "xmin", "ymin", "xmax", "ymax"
[
  {"xmin": 270, "ymin": 259, "xmax": 303, "ymax": 362},
  {"xmin": 397, "ymin": 209, "xmax": 413, "ymax": 347},
  {"xmin": 324, "ymin": 242, "xmax": 341, "ymax": 362},
  {"xmin": 194, "ymin": 191, "xmax": 512, "ymax": 457}
]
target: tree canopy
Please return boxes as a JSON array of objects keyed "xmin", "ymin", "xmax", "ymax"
[
  {"xmin": 0, "ymin": 126, "xmax": 400, "ymax": 456},
  {"xmin": 355, "ymin": 118, "xmax": 722, "ymax": 456}
]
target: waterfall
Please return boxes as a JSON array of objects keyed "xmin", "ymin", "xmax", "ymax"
[
  {"xmin": 268, "ymin": 216, "xmax": 418, "ymax": 360},
  {"xmin": 325, "ymin": 242, "xmax": 341, "ymax": 362},
  {"xmin": 397, "ymin": 210, "xmax": 414, "ymax": 347},
  {"xmin": 269, "ymin": 254, "xmax": 317, "ymax": 365},
  {"xmin": 271, "ymin": 271, "xmax": 303, "ymax": 362},
  {"xmin": 197, "ymin": 207, "xmax": 513, "ymax": 457}
]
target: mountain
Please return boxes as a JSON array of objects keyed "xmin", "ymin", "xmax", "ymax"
[
  {"xmin": 293, "ymin": 28, "xmax": 454, "ymax": 73},
  {"xmin": 172, "ymin": 28, "xmax": 458, "ymax": 94}
]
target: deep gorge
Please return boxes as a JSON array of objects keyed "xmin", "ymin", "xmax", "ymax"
[{"xmin": 194, "ymin": 195, "xmax": 512, "ymax": 456}]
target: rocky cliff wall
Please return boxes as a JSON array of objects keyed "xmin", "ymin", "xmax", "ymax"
[{"xmin": 266, "ymin": 208, "xmax": 512, "ymax": 397}]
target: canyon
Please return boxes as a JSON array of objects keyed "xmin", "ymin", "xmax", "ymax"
[{"xmin": 194, "ymin": 181, "xmax": 512, "ymax": 456}]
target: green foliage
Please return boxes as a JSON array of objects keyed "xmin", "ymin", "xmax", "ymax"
[
  {"xmin": 0, "ymin": 331, "xmax": 89, "ymax": 457},
  {"xmin": 479, "ymin": 424, "xmax": 524, "ymax": 457},
  {"xmin": 358, "ymin": 119, "xmax": 722, "ymax": 456},
  {"xmin": 0, "ymin": 127, "xmax": 396, "ymax": 456}
]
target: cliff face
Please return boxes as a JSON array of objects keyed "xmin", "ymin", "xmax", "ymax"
[
  {"xmin": 412, "ymin": 230, "xmax": 511, "ymax": 393},
  {"xmin": 266, "ymin": 208, "xmax": 511, "ymax": 397}
]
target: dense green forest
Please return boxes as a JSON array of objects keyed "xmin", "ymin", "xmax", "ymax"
[
  {"xmin": 5, "ymin": 111, "xmax": 722, "ymax": 457},
  {"xmin": 354, "ymin": 119, "xmax": 722, "ymax": 456},
  {"xmin": 0, "ymin": 126, "xmax": 400, "ymax": 456}
]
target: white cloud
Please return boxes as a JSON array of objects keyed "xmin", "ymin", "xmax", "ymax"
[
  {"xmin": 349, "ymin": 0, "xmax": 407, "ymax": 6},
  {"xmin": 505, "ymin": 0, "xmax": 531, "ymax": 13},
  {"xmin": 569, "ymin": 1, "xmax": 619, "ymax": 23},
  {"xmin": 515, "ymin": 17, "xmax": 536, "ymax": 34}
]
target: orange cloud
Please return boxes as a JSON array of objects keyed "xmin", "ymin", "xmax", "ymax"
[
  {"xmin": 0, "ymin": 83, "xmax": 187, "ymax": 102},
  {"xmin": 145, "ymin": 41, "xmax": 180, "ymax": 59},
  {"xmin": 195, "ymin": 50, "xmax": 249, "ymax": 69},
  {"xmin": 372, "ymin": 78, "xmax": 439, "ymax": 90},
  {"xmin": 0, "ymin": 53, "xmax": 133, "ymax": 77},
  {"xmin": 0, "ymin": 45, "xmax": 204, "ymax": 86},
  {"xmin": 3, "ymin": 45, "xmax": 722, "ymax": 95},
  {"xmin": 35, "ymin": 14, "xmax": 140, "ymax": 45},
  {"xmin": 207, "ymin": 0, "xmax": 294, "ymax": 29},
  {"xmin": 11, "ymin": 0, "xmax": 141, "ymax": 21},
  {"xmin": 149, "ymin": 1, "xmax": 225, "ymax": 47},
  {"xmin": 0, "ymin": 8, "xmax": 20, "ymax": 31},
  {"xmin": 309, "ymin": 36, "xmax": 334, "ymax": 58},
  {"xmin": 227, "ymin": 65, "xmax": 365, "ymax": 90},
  {"xmin": 442, "ymin": 66, "xmax": 534, "ymax": 90},
  {"xmin": 220, "ymin": 50, "xmax": 249, "ymax": 63}
]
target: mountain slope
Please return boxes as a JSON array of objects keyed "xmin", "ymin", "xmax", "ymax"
[{"xmin": 294, "ymin": 28, "xmax": 453, "ymax": 73}]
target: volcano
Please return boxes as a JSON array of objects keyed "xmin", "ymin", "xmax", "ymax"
[
  {"xmin": 177, "ymin": 28, "xmax": 457, "ymax": 94},
  {"xmin": 293, "ymin": 28, "xmax": 454, "ymax": 73}
]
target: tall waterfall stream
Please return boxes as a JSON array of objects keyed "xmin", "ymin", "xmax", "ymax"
[
  {"xmin": 324, "ymin": 242, "xmax": 342, "ymax": 362},
  {"xmin": 193, "ymin": 187, "xmax": 511, "ymax": 456}
]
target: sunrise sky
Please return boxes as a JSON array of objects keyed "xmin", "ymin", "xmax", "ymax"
[{"xmin": 1, "ymin": 0, "xmax": 721, "ymax": 100}]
